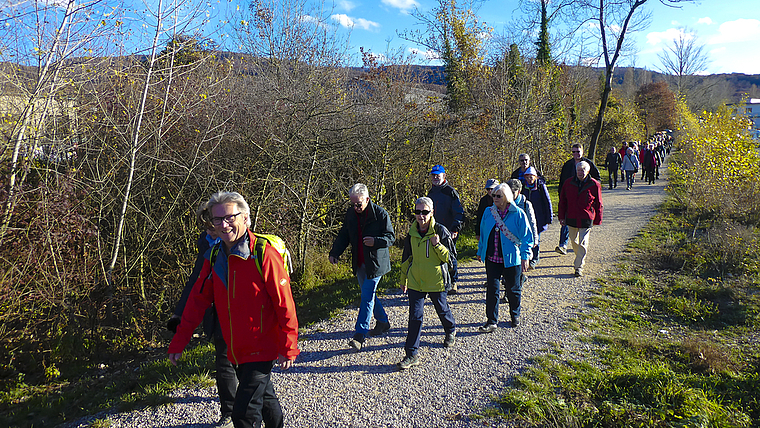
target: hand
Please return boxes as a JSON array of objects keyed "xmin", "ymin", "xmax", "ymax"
[
  {"xmin": 328, "ymin": 256, "xmax": 338, "ymax": 264},
  {"xmin": 559, "ymin": 219, "xmax": 566, "ymax": 226},
  {"xmin": 430, "ymin": 234, "xmax": 440, "ymax": 246},
  {"xmin": 451, "ymin": 231, "xmax": 458, "ymax": 239},
  {"xmin": 477, "ymin": 255, "xmax": 483, "ymax": 263},
  {"xmin": 167, "ymin": 316, "xmax": 180, "ymax": 333},
  {"xmin": 169, "ymin": 352, "xmax": 182, "ymax": 366},
  {"xmin": 362, "ymin": 236, "xmax": 375, "ymax": 247},
  {"xmin": 521, "ymin": 259, "xmax": 530, "ymax": 272},
  {"xmin": 400, "ymin": 283, "xmax": 407, "ymax": 293},
  {"xmin": 277, "ymin": 355, "xmax": 294, "ymax": 370}
]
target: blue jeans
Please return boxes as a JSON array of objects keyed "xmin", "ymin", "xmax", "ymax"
[
  {"xmin": 485, "ymin": 261, "xmax": 522, "ymax": 324},
  {"xmin": 625, "ymin": 170, "xmax": 635, "ymax": 188},
  {"xmin": 405, "ymin": 289, "xmax": 456, "ymax": 357},
  {"xmin": 355, "ymin": 264, "xmax": 388, "ymax": 336},
  {"xmin": 531, "ymin": 232, "xmax": 542, "ymax": 264},
  {"xmin": 558, "ymin": 224, "xmax": 569, "ymax": 249}
]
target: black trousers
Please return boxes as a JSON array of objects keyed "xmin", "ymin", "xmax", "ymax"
[{"xmin": 232, "ymin": 360, "xmax": 283, "ymax": 428}]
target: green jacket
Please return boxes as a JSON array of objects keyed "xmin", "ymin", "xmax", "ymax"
[{"xmin": 400, "ymin": 218, "xmax": 453, "ymax": 293}]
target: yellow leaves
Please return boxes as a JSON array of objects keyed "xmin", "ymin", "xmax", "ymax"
[{"xmin": 199, "ymin": 93, "xmax": 207, "ymax": 100}]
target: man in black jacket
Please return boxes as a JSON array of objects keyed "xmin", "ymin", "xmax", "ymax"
[
  {"xmin": 329, "ymin": 183, "xmax": 396, "ymax": 350},
  {"xmin": 604, "ymin": 146, "xmax": 622, "ymax": 189},
  {"xmin": 475, "ymin": 178, "xmax": 499, "ymax": 240},
  {"xmin": 427, "ymin": 165, "xmax": 465, "ymax": 293},
  {"xmin": 555, "ymin": 144, "xmax": 600, "ymax": 255}
]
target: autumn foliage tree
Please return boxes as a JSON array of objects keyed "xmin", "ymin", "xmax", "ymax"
[{"xmin": 635, "ymin": 81, "xmax": 677, "ymax": 137}]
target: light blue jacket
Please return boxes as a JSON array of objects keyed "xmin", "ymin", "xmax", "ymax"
[{"xmin": 477, "ymin": 202, "xmax": 534, "ymax": 267}]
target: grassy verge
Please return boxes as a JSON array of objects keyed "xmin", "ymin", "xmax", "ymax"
[{"xmin": 485, "ymin": 197, "xmax": 760, "ymax": 427}]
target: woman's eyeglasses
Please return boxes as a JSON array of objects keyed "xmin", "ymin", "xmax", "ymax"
[{"xmin": 413, "ymin": 209, "xmax": 431, "ymax": 215}]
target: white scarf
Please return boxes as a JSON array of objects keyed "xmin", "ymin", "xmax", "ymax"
[{"xmin": 490, "ymin": 205, "xmax": 521, "ymax": 246}]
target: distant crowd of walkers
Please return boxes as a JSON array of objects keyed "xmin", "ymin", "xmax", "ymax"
[{"xmin": 164, "ymin": 133, "xmax": 676, "ymax": 427}]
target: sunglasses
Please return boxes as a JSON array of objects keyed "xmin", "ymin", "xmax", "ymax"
[
  {"xmin": 413, "ymin": 209, "xmax": 431, "ymax": 215},
  {"xmin": 492, "ymin": 194, "xmax": 503, "ymax": 198}
]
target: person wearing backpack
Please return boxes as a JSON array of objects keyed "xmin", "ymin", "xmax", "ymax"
[
  {"xmin": 397, "ymin": 196, "xmax": 457, "ymax": 370},
  {"xmin": 168, "ymin": 203, "xmax": 238, "ymax": 428},
  {"xmin": 168, "ymin": 191, "xmax": 299, "ymax": 428},
  {"xmin": 329, "ymin": 183, "xmax": 396, "ymax": 351}
]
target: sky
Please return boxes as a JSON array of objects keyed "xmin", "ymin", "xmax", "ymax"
[
  {"xmin": 2, "ymin": 0, "xmax": 757, "ymax": 75},
  {"xmin": 298, "ymin": 0, "xmax": 760, "ymax": 75}
]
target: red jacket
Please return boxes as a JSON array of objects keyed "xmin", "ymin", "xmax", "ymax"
[
  {"xmin": 169, "ymin": 230, "xmax": 299, "ymax": 364},
  {"xmin": 558, "ymin": 176, "xmax": 603, "ymax": 229}
]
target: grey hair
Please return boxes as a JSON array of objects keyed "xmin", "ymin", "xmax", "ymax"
[
  {"xmin": 195, "ymin": 201, "xmax": 211, "ymax": 230},
  {"xmin": 576, "ymin": 161, "xmax": 590, "ymax": 172},
  {"xmin": 506, "ymin": 178, "xmax": 522, "ymax": 195},
  {"xmin": 492, "ymin": 183, "xmax": 515, "ymax": 204},
  {"xmin": 349, "ymin": 183, "xmax": 369, "ymax": 198},
  {"xmin": 206, "ymin": 191, "xmax": 251, "ymax": 227},
  {"xmin": 414, "ymin": 196, "xmax": 434, "ymax": 210},
  {"xmin": 518, "ymin": 153, "xmax": 530, "ymax": 160}
]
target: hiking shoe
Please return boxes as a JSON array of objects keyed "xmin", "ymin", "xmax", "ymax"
[
  {"xmin": 397, "ymin": 354, "xmax": 420, "ymax": 370},
  {"xmin": 555, "ymin": 246, "xmax": 567, "ymax": 255},
  {"xmin": 511, "ymin": 317, "xmax": 520, "ymax": 328},
  {"xmin": 216, "ymin": 415, "xmax": 233, "ymax": 428},
  {"xmin": 478, "ymin": 323, "xmax": 497, "ymax": 333},
  {"xmin": 447, "ymin": 285, "xmax": 458, "ymax": 295},
  {"xmin": 443, "ymin": 331, "xmax": 457, "ymax": 348},
  {"xmin": 368, "ymin": 321, "xmax": 391, "ymax": 337},
  {"xmin": 348, "ymin": 333, "xmax": 365, "ymax": 350},
  {"xmin": 574, "ymin": 268, "xmax": 583, "ymax": 277}
]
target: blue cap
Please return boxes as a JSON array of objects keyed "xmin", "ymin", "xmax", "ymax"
[{"xmin": 430, "ymin": 164, "xmax": 445, "ymax": 174}]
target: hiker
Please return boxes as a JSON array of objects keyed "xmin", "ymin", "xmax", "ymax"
[
  {"xmin": 510, "ymin": 153, "xmax": 542, "ymax": 183},
  {"xmin": 621, "ymin": 147, "xmax": 639, "ymax": 190},
  {"xmin": 168, "ymin": 191, "xmax": 299, "ymax": 428},
  {"xmin": 604, "ymin": 146, "xmax": 622, "ymax": 189},
  {"xmin": 397, "ymin": 196, "xmax": 457, "ymax": 370},
  {"xmin": 328, "ymin": 183, "xmax": 395, "ymax": 351},
  {"xmin": 477, "ymin": 183, "xmax": 534, "ymax": 331},
  {"xmin": 520, "ymin": 167, "xmax": 552, "ymax": 269},
  {"xmin": 475, "ymin": 178, "xmax": 499, "ymax": 241},
  {"xmin": 168, "ymin": 202, "xmax": 238, "ymax": 428},
  {"xmin": 555, "ymin": 144, "xmax": 600, "ymax": 256},
  {"xmin": 427, "ymin": 165, "xmax": 464, "ymax": 293},
  {"xmin": 558, "ymin": 162, "xmax": 604, "ymax": 277}
]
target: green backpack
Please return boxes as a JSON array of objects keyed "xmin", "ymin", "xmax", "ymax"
[{"xmin": 208, "ymin": 233, "xmax": 293, "ymax": 280}]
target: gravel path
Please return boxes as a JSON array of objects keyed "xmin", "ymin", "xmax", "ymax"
[{"xmin": 65, "ymin": 168, "xmax": 668, "ymax": 428}]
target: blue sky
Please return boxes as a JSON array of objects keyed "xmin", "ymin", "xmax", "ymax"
[{"xmin": 303, "ymin": 0, "xmax": 760, "ymax": 74}]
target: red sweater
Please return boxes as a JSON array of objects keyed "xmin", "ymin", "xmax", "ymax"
[{"xmin": 169, "ymin": 230, "xmax": 299, "ymax": 363}]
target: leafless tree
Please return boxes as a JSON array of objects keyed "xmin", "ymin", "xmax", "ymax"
[{"xmin": 657, "ymin": 27, "xmax": 710, "ymax": 97}]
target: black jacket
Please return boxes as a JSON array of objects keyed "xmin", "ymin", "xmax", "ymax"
[
  {"xmin": 427, "ymin": 182, "xmax": 465, "ymax": 233},
  {"xmin": 558, "ymin": 157, "xmax": 601, "ymax": 195},
  {"xmin": 329, "ymin": 200, "xmax": 395, "ymax": 279},
  {"xmin": 475, "ymin": 194, "xmax": 493, "ymax": 233}
]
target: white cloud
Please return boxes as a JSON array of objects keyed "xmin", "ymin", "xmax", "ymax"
[
  {"xmin": 671, "ymin": 20, "xmax": 680, "ymax": 26},
  {"xmin": 645, "ymin": 27, "xmax": 683, "ymax": 46},
  {"xmin": 337, "ymin": 0, "xmax": 356, "ymax": 12},
  {"xmin": 708, "ymin": 18, "xmax": 760, "ymax": 45},
  {"xmin": 381, "ymin": 0, "xmax": 419, "ymax": 14},
  {"xmin": 330, "ymin": 14, "xmax": 380, "ymax": 31},
  {"xmin": 697, "ymin": 17, "xmax": 712, "ymax": 25},
  {"xmin": 407, "ymin": 47, "xmax": 439, "ymax": 61}
]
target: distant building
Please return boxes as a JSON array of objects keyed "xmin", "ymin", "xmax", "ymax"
[{"xmin": 727, "ymin": 98, "xmax": 760, "ymax": 140}]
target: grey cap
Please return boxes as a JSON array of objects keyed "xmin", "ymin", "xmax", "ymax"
[{"xmin": 485, "ymin": 178, "xmax": 499, "ymax": 189}]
